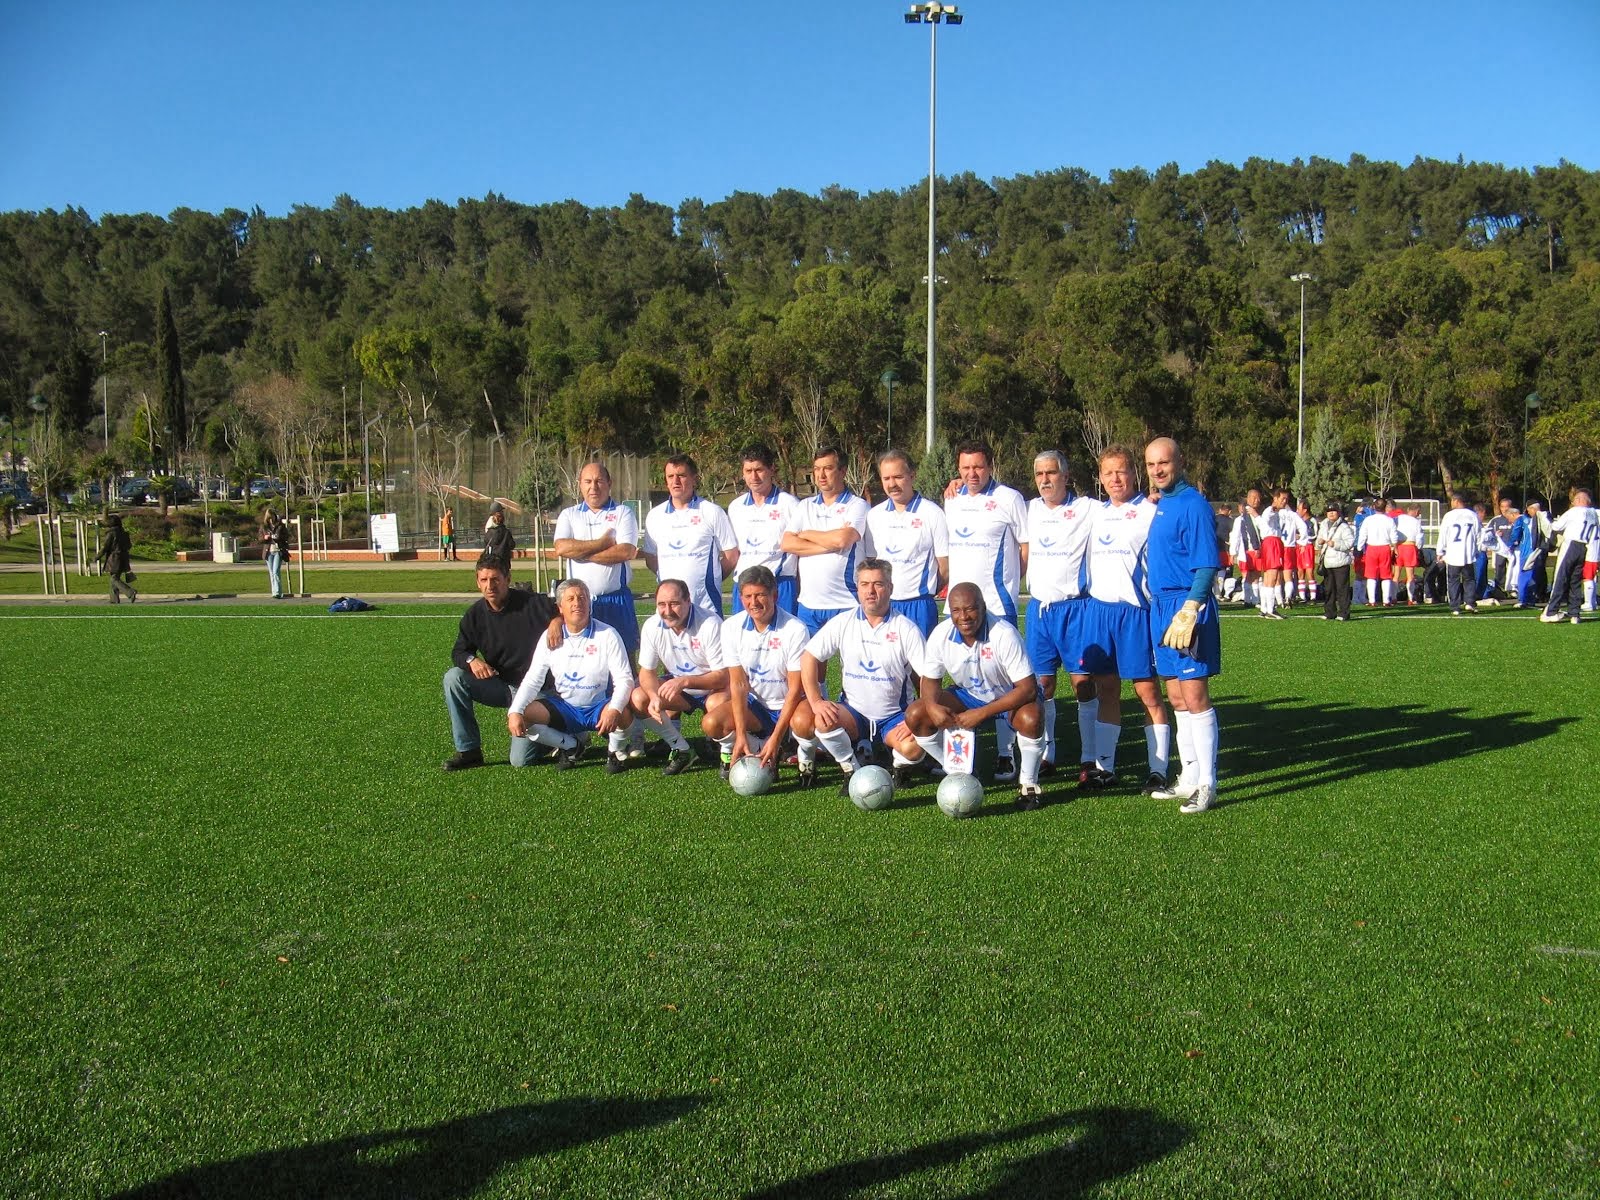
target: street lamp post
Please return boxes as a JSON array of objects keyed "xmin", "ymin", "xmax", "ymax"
[
  {"xmin": 1290, "ymin": 274, "xmax": 1314, "ymax": 457},
  {"xmin": 880, "ymin": 368, "xmax": 899, "ymax": 450},
  {"xmin": 98, "ymin": 331, "xmax": 109, "ymax": 444},
  {"xmin": 1523, "ymin": 391, "xmax": 1542, "ymax": 504},
  {"xmin": 904, "ymin": 2, "xmax": 962, "ymax": 457}
]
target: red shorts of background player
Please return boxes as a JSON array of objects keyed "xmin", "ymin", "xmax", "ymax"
[
  {"xmin": 1219, "ymin": 552, "xmax": 1233, "ymax": 571},
  {"xmin": 1363, "ymin": 545, "xmax": 1394, "ymax": 578},
  {"xmin": 1297, "ymin": 543, "xmax": 1316, "ymax": 573},
  {"xmin": 1245, "ymin": 549, "xmax": 1264, "ymax": 574},
  {"xmin": 1585, "ymin": 561, "xmax": 1598, "ymax": 581},
  {"xmin": 1259, "ymin": 536, "xmax": 1285, "ymax": 571},
  {"xmin": 1395, "ymin": 543, "xmax": 1420, "ymax": 569}
]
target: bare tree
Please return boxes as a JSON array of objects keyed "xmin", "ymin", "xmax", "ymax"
[{"xmin": 1366, "ymin": 384, "xmax": 1402, "ymax": 498}]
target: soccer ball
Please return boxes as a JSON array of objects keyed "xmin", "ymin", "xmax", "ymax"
[
  {"xmin": 936, "ymin": 772, "xmax": 984, "ymax": 818},
  {"xmin": 847, "ymin": 764, "xmax": 895, "ymax": 812},
  {"xmin": 728, "ymin": 755, "xmax": 776, "ymax": 797}
]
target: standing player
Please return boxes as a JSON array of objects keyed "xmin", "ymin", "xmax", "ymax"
[
  {"xmin": 1292, "ymin": 498, "xmax": 1320, "ymax": 603},
  {"xmin": 727, "ymin": 443, "xmax": 799, "ymax": 616},
  {"xmin": 643, "ymin": 453, "xmax": 739, "ymax": 621},
  {"xmin": 1395, "ymin": 504, "xmax": 1424, "ymax": 605},
  {"xmin": 1024, "ymin": 449, "xmax": 1097, "ymax": 776},
  {"xmin": 1075, "ymin": 445, "xmax": 1170, "ymax": 792},
  {"xmin": 907, "ymin": 582, "xmax": 1047, "ymax": 808},
  {"xmin": 944, "ymin": 439, "xmax": 1030, "ymax": 780},
  {"xmin": 795, "ymin": 558, "xmax": 931, "ymax": 793},
  {"xmin": 782, "ymin": 444, "xmax": 872, "ymax": 636},
  {"xmin": 866, "ymin": 448, "xmax": 948, "ymax": 637},
  {"xmin": 1436, "ymin": 493, "xmax": 1482, "ymax": 616},
  {"xmin": 1356, "ymin": 499, "xmax": 1399, "ymax": 607},
  {"xmin": 554, "ymin": 461, "xmax": 642, "ymax": 660},
  {"xmin": 1229, "ymin": 492, "xmax": 1263, "ymax": 606},
  {"xmin": 700, "ymin": 566, "xmax": 816, "ymax": 779},
  {"xmin": 1143, "ymin": 437, "xmax": 1223, "ymax": 815},
  {"xmin": 507, "ymin": 579, "xmax": 638, "ymax": 774},
  {"xmin": 628, "ymin": 579, "xmax": 730, "ymax": 774},
  {"xmin": 1541, "ymin": 489, "xmax": 1597, "ymax": 624},
  {"xmin": 1256, "ymin": 489, "xmax": 1289, "ymax": 618}
]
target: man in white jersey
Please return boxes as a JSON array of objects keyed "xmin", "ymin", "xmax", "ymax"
[
  {"xmin": 1435, "ymin": 492, "xmax": 1482, "ymax": 616},
  {"xmin": 782, "ymin": 444, "xmax": 872, "ymax": 636},
  {"xmin": 907, "ymin": 582, "xmax": 1047, "ymax": 808},
  {"xmin": 628, "ymin": 579, "xmax": 729, "ymax": 774},
  {"xmin": 1255, "ymin": 489, "xmax": 1289, "ymax": 618},
  {"xmin": 1075, "ymin": 444, "xmax": 1171, "ymax": 793},
  {"xmin": 1395, "ymin": 504, "xmax": 1425, "ymax": 605},
  {"xmin": 727, "ymin": 443, "xmax": 800, "ymax": 616},
  {"xmin": 944, "ymin": 438, "xmax": 1030, "ymax": 781},
  {"xmin": 1356, "ymin": 499, "xmax": 1399, "ymax": 606},
  {"xmin": 1023, "ymin": 450, "xmax": 1097, "ymax": 777},
  {"xmin": 866, "ymin": 448, "xmax": 948, "ymax": 638},
  {"xmin": 700, "ymin": 566, "xmax": 816, "ymax": 780},
  {"xmin": 795, "ymin": 558, "xmax": 931, "ymax": 795},
  {"xmin": 554, "ymin": 461, "xmax": 642, "ymax": 654},
  {"xmin": 508, "ymin": 578, "xmax": 638, "ymax": 774},
  {"xmin": 643, "ymin": 453, "xmax": 738, "ymax": 621},
  {"xmin": 1229, "ymin": 492, "xmax": 1263, "ymax": 606},
  {"xmin": 1541, "ymin": 488, "xmax": 1598, "ymax": 625}
]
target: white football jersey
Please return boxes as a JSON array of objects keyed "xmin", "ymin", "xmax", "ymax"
[
  {"xmin": 1395, "ymin": 513, "xmax": 1423, "ymax": 546},
  {"xmin": 728, "ymin": 488, "xmax": 799, "ymax": 583},
  {"xmin": 921, "ymin": 616, "xmax": 1033, "ymax": 705},
  {"xmin": 1027, "ymin": 494, "xmax": 1096, "ymax": 603},
  {"xmin": 510, "ymin": 619, "xmax": 635, "ymax": 715},
  {"xmin": 1357, "ymin": 512, "xmax": 1398, "ymax": 549},
  {"xmin": 1085, "ymin": 498, "xmax": 1155, "ymax": 607},
  {"xmin": 638, "ymin": 610, "xmax": 726, "ymax": 697},
  {"xmin": 789, "ymin": 489, "xmax": 872, "ymax": 610},
  {"xmin": 1552, "ymin": 504, "xmax": 1599, "ymax": 548},
  {"xmin": 945, "ymin": 480, "xmax": 1029, "ymax": 621},
  {"xmin": 554, "ymin": 499, "xmax": 637, "ymax": 596},
  {"xmin": 720, "ymin": 608, "xmax": 810, "ymax": 711},
  {"xmin": 643, "ymin": 496, "xmax": 737, "ymax": 620},
  {"xmin": 806, "ymin": 608, "xmax": 928, "ymax": 720},
  {"xmin": 866, "ymin": 493, "xmax": 949, "ymax": 599},
  {"xmin": 1436, "ymin": 508, "xmax": 1482, "ymax": 568}
]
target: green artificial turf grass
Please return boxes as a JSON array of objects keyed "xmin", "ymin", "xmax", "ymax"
[{"xmin": 2, "ymin": 609, "xmax": 1596, "ymax": 1198}]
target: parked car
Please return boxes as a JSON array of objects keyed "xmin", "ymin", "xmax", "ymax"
[
  {"xmin": 249, "ymin": 478, "xmax": 283, "ymax": 499},
  {"xmin": 118, "ymin": 477, "xmax": 151, "ymax": 505},
  {"xmin": 2, "ymin": 483, "xmax": 47, "ymax": 513},
  {"xmin": 321, "ymin": 477, "xmax": 345, "ymax": 495},
  {"xmin": 144, "ymin": 478, "xmax": 196, "ymax": 505}
]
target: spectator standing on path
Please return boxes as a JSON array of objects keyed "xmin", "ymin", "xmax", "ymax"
[
  {"xmin": 259, "ymin": 507, "xmax": 289, "ymax": 599},
  {"xmin": 439, "ymin": 507, "xmax": 457, "ymax": 561},
  {"xmin": 482, "ymin": 502, "xmax": 514, "ymax": 574},
  {"xmin": 97, "ymin": 513, "xmax": 138, "ymax": 604}
]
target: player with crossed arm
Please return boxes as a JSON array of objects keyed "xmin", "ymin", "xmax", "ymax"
[
  {"xmin": 1144, "ymin": 437, "xmax": 1223, "ymax": 814},
  {"xmin": 508, "ymin": 578, "xmax": 638, "ymax": 774},
  {"xmin": 1023, "ymin": 449, "xmax": 1097, "ymax": 777},
  {"xmin": 1541, "ymin": 488, "xmax": 1598, "ymax": 625},
  {"xmin": 627, "ymin": 578, "xmax": 729, "ymax": 775},
  {"xmin": 728, "ymin": 443, "xmax": 800, "ymax": 616},
  {"xmin": 907, "ymin": 581, "xmax": 1047, "ymax": 809},
  {"xmin": 944, "ymin": 439, "xmax": 1030, "ymax": 781},
  {"xmin": 794, "ymin": 558, "xmax": 931, "ymax": 795},
  {"xmin": 782, "ymin": 444, "xmax": 872, "ymax": 636},
  {"xmin": 866, "ymin": 448, "xmax": 948, "ymax": 638},
  {"xmin": 699, "ymin": 566, "xmax": 816, "ymax": 781},
  {"xmin": 1076, "ymin": 444, "xmax": 1170, "ymax": 792},
  {"xmin": 643, "ymin": 453, "xmax": 738, "ymax": 622}
]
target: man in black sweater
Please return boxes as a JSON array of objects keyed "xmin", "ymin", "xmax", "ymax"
[{"xmin": 442, "ymin": 555, "xmax": 558, "ymax": 770}]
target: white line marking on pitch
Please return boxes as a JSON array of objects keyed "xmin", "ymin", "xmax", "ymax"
[
  {"xmin": 0, "ymin": 613, "xmax": 452, "ymax": 621},
  {"xmin": 1535, "ymin": 945, "xmax": 1600, "ymax": 959}
]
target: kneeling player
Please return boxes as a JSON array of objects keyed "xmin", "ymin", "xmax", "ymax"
[
  {"xmin": 629, "ymin": 578, "xmax": 730, "ymax": 775},
  {"xmin": 906, "ymin": 582, "xmax": 1046, "ymax": 809},
  {"xmin": 699, "ymin": 566, "xmax": 815, "ymax": 779},
  {"xmin": 508, "ymin": 578, "xmax": 638, "ymax": 773},
  {"xmin": 794, "ymin": 557, "xmax": 930, "ymax": 793}
]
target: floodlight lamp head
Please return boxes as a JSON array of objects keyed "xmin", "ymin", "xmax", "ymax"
[
  {"xmin": 904, "ymin": 11, "xmax": 923, "ymax": 22},
  {"xmin": 945, "ymin": 12, "xmax": 963, "ymax": 23}
]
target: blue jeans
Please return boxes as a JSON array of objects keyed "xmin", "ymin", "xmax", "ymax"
[
  {"xmin": 265, "ymin": 551, "xmax": 284, "ymax": 597},
  {"xmin": 443, "ymin": 667, "xmax": 539, "ymax": 765}
]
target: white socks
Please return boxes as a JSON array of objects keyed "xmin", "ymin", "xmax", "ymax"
[
  {"xmin": 1188, "ymin": 707, "xmax": 1219, "ymax": 787},
  {"xmin": 1173, "ymin": 710, "xmax": 1196, "ymax": 788},
  {"xmin": 815, "ymin": 726, "xmax": 857, "ymax": 770},
  {"xmin": 1076, "ymin": 698, "xmax": 1099, "ymax": 765},
  {"xmin": 1144, "ymin": 723, "xmax": 1170, "ymax": 778},
  {"xmin": 1017, "ymin": 731, "xmax": 1044, "ymax": 788},
  {"xmin": 913, "ymin": 732, "xmax": 947, "ymax": 768},
  {"xmin": 1094, "ymin": 720, "xmax": 1120, "ymax": 771},
  {"xmin": 1041, "ymin": 698, "xmax": 1057, "ymax": 765},
  {"xmin": 527, "ymin": 724, "xmax": 578, "ymax": 751},
  {"xmin": 639, "ymin": 715, "xmax": 689, "ymax": 752}
]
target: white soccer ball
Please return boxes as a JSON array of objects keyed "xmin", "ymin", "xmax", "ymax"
[
  {"xmin": 936, "ymin": 772, "xmax": 985, "ymax": 818},
  {"xmin": 728, "ymin": 755, "xmax": 777, "ymax": 797},
  {"xmin": 847, "ymin": 764, "xmax": 895, "ymax": 812}
]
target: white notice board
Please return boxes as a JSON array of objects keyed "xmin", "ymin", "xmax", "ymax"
[{"xmin": 370, "ymin": 513, "xmax": 400, "ymax": 554}]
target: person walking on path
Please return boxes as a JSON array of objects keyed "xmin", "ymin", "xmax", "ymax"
[{"xmin": 97, "ymin": 513, "xmax": 138, "ymax": 604}]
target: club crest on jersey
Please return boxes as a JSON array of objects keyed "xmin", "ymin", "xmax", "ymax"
[
  {"xmin": 584, "ymin": 644, "xmax": 598, "ymax": 655},
  {"xmin": 911, "ymin": 518, "xmax": 923, "ymax": 529},
  {"xmin": 689, "ymin": 638, "xmax": 701, "ymax": 650},
  {"xmin": 980, "ymin": 646, "xmax": 994, "ymax": 660},
  {"xmin": 884, "ymin": 630, "xmax": 898, "ymax": 642},
  {"xmin": 689, "ymin": 515, "xmax": 702, "ymax": 526},
  {"xmin": 984, "ymin": 500, "xmax": 997, "ymax": 511},
  {"xmin": 766, "ymin": 636, "xmax": 782, "ymax": 649}
]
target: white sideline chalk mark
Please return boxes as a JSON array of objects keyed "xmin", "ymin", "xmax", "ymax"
[
  {"xmin": 1535, "ymin": 944, "xmax": 1600, "ymax": 959},
  {"xmin": 0, "ymin": 613, "xmax": 452, "ymax": 621}
]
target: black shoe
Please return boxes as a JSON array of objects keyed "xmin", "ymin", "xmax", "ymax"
[
  {"xmin": 891, "ymin": 765, "xmax": 917, "ymax": 789},
  {"xmin": 1078, "ymin": 765, "xmax": 1115, "ymax": 789},
  {"xmin": 554, "ymin": 743, "xmax": 585, "ymax": 770},
  {"xmin": 604, "ymin": 750, "xmax": 630, "ymax": 775},
  {"xmin": 1143, "ymin": 772, "xmax": 1168, "ymax": 796},
  {"xmin": 993, "ymin": 756, "xmax": 1017, "ymax": 782},
  {"xmin": 662, "ymin": 746, "xmax": 697, "ymax": 776},
  {"xmin": 1016, "ymin": 784, "xmax": 1044, "ymax": 811},
  {"xmin": 442, "ymin": 748, "xmax": 484, "ymax": 772},
  {"xmin": 1039, "ymin": 759, "xmax": 1058, "ymax": 776},
  {"xmin": 796, "ymin": 764, "xmax": 819, "ymax": 790}
]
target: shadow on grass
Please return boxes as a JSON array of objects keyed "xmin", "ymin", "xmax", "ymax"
[
  {"xmin": 108, "ymin": 1093, "xmax": 708, "ymax": 1200},
  {"xmin": 747, "ymin": 1105, "xmax": 1188, "ymax": 1199},
  {"xmin": 1212, "ymin": 695, "xmax": 1575, "ymax": 808}
]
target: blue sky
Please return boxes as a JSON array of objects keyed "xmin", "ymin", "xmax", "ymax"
[{"xmin": 2, "ymin": 0, "xmax": 1596, "ymax": 218}]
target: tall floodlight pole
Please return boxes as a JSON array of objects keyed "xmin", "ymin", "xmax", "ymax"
[
  {"xmin": 98, "ymin": 331, "xmax": 110, "ymax": 444},
  {"xmin": 1290, "ymin": 274, "xmax": 1314, "ymax": 456},
  {"xmin": 1523, "ymin": 392, "xmax": 1542, "ymax": 504},
  {"xmin": 905, "ymin": 2, "xmax": 962, "ymax": 456}
]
